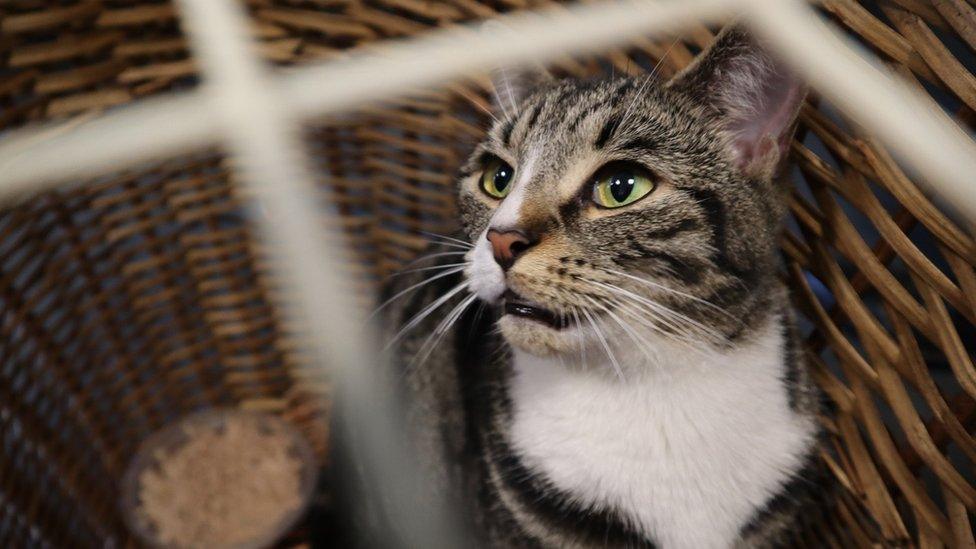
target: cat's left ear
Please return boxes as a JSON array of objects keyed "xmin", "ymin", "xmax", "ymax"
[
  {"xmin": 667, "ymin": 25, "xmax": 806, "ymax": 179},
  {"xmin": 490, "ymin": 64, "xmax": 550, "ymax": 117},
  {"xmin": 480, "ymin": 21, "xmax": 551, "ymax": 117}
]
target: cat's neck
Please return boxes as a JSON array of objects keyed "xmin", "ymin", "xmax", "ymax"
[{"xmin": 505, "ymin": 316, "xmax": 817, "ymax": 549}]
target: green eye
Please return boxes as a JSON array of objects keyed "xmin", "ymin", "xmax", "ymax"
[
  {"xmin": 592, "ymin": 163, "xmax": 656, "ymax": 208},
  {"xmin": 481, "ymin": 158, "xmax": 515, "ymax": 199}
]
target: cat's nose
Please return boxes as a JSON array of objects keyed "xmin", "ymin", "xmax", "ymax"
[{"xmin": 487, "ymin": 229, "xmax": 535, "ymax": 270}]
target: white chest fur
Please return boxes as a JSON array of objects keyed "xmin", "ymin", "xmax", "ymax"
[{"xmin": 508, "ymin": 321, "xmax": 816, "ymax": 549}]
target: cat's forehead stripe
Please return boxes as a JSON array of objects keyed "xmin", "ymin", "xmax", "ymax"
[
  {"xmin": 566, "ymin": 79, "xmax": 635, "ymax": 133},
  {"xmin": 594, "ymin": 114, "xmax": 622, "ymax": 149},
  {"xmin": 519, "ymin": 101, "xmax": 545, "ymax": 145},
  {"xmin": 618, "ymin": 135, "xmax": 659, "ymax": 154},
  {"xmin": 500, "ymin": 78, "xmax": 658, "ymax": 155}
]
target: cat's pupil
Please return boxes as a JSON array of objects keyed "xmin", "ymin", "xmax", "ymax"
[
  {"xmin": 494, "ymin": 166, "xmax": 512, "ymax": 192},
  {"xmin": 609, "ymin": 173, "xmax": 636, "ymax": 202}
]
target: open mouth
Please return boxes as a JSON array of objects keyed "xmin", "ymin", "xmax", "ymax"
[{"xmin": 502, "ymin": 290, "xmax": 571, "ymax": 330}]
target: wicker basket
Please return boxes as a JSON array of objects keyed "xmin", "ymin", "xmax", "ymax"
[{"xmin": 0, "ymin": 0, "xmax": 974, "ymax": 547}]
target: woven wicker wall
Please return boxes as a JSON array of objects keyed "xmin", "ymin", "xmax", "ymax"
[{"xmin": 0, "ymin": 0, "xmax": 974, "ymax": 547}]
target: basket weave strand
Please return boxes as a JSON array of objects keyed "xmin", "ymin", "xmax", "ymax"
[{"xmin": 0, "ymin": 1, "xmax": 974, "ymax": 546}]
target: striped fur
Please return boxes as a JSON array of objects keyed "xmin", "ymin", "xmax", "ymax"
[{"xmin": 378, "ymin": 26, "xmax": 826, "ymax": 548}]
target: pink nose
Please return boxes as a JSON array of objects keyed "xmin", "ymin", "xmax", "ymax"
[{"xmin": 486, "ymin": 229, "xmax": 534, "ymax": 270}]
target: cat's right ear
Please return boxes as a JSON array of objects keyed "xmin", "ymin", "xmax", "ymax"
[
  {"xmin": 480, "ymin": 21, "xmax": 551, "ymax": 117},
  {"xmin": 666, "ymin": 24, "xmax": 806, "ymax": 180}
]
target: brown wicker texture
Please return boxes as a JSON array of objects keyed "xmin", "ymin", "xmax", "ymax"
[{"xmin": 0, "ymin": 0, "xmax": 974, "ymax": 547}]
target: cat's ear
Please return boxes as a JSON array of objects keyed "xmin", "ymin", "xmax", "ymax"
[
  {"xmin": 490, "ymin": 65, "xmax": 550, "ymax": 117},
  {"xmin": 480, "ymin": 21, "xmax": 551, "ymax": 117},
  {"xmin": 667, "ymin": 25, "xmax": 806, "ymax": 179}
]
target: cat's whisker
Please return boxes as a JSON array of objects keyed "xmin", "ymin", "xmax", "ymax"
[
  {"xmin": 493, "ymin": 73, "xmax": 518, "ymax": 121},
  {"xmin": 588, "ymin": 279, "xmax": 725, "ymax": 344},
  {"xmin": 411, "ymin": 293, "xmax": 478, "ymax": 368},
  {"xmin": 606, "ymin": 296, "xmax": 715, "ymax": 359},
  {"xmin": 617, "ymin": 292, "xmax": 718, "ymax": 346},
  {"xmin": 496, "ymin": 97, "xmax": 511, "ymax": 122},
  {"xmin": 608, "ymin": 295, "xmax": 702, "ymax": 351},
  {"xmin": 369, "ymin": 266, "xmax": 466, "ymax": 321},
  {"xmin": 585, "ymin": 280, "xmax": 723, "ymax": 349},
  {"xmin": 618, "ymin": 75, "xmax": 652, "ymax": 129},
  {"xmin": 602, "ymin": 267, "xmax": 739, "ymax": 323},
  {"xmin": 649, "ymin": 37, "xmax": 680, "ymax": 80},
  {"xmin": 583, "ymin": 279, "xmax": 696, "ymax": 341},
  {"xmin": 570, "ymin": 306, "xmax": 587, "ymax": 369},
  {"xmin": 582, "ymin": 295, "xmax": 659, "ymax": 365},
  {"xmin": 604, "ymin": 296, "xmax": 668, "ymax": 336},
  {"xmin": 437, "ymin": 294, "xmax": 477, "ymax": 336},
  {"xmin": 466, "ymin": 299, "xmax": 488, "ymax": 343},
  {"xmin": 579, "ymin": 304, "xmax": 625, "ymax": 381},
  {"xmin": 412, "ymin": 315, "xmax": 458, "ymax": 367},
  {"xmin": 419, "ymin": 231, "xmax": 474, "ymax": 249},
  {"xmin": 400, "ymin": 250, "xmax": 470, "ymax": 269},
  {"xmin": 391, "ymin": 262, "xmax": 471, "ymax": 278},
  {"xmin": 419, "ymin": 240, "xmax": 472, "ymax": 252},
  {"xmin": 455, "ymin": 85, "xmax": 502, "ymax": 126},
  {"xmin": 385, "ymin": 280, "xmax": 470, "ymax": 349},
  {"xmin": 617, "ymin": 38, "xmax": 677, "ymax": 127},
  {"xmin": 612, "ymin": 295, "xmax": 695, "ymax": 341}
]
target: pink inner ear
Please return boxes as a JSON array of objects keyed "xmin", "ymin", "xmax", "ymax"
[{"xmin": 728, "ymin": 67, "xmax": 804, "ymax": 176}]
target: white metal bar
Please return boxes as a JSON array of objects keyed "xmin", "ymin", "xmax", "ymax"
[
  {"xmin": 280, "ymin": 0, "xmax": 743, "ymax": 119},
  {"xmin": 0, "ymin": 92, "xmax": 217, "ymax": 200},
  {"xmin": 0, "ymin": 0, "xmax": 969, "ymax": 544},
  {"xmin": 745, "ymin": 0, "xmax": 976, "ymax": 223},
  {"xmin": 174, "ymin": 0, "xmax": 461, "ymax": 545},
  {"xmin": 5, "ymin": 0, "xmax": 975, "ymax": 222},
  {"xmin": 0, "ymin": 0, "xmax": 741, "ymax": 198}
]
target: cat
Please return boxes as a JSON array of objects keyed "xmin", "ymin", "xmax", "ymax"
[{"xmin": 371, "ymin": 25, "xmax": 832, "ymax": 549}]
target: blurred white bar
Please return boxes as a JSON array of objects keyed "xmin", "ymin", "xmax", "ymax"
[
  {"xmin": 175, "ymin": 0, "xmax": 462, "ymax": 545},
  {"xmin": 8, "ymin": 0, "xmax": 976, "ymax": 220},
  {"xmin": 281, "ymin": 0, "xmax": 742, "ymax": 119},
  {"xmin": 0, "ymin": 0, "xmax": 972, "ymax": 544},
  {"xmin": 0, "ymin": 0, "xmax": 741, "ymax": 199},
  {"xmin": 746, "ymin": 0, "xmax": 976, "ymax": 221},
  {"xmin": 0, "ymin": 92, "xmax": 218, "ymax": 200},
  {"xmin": 4, "ymin": 0, "xmax": 976, "ymax": 222}
]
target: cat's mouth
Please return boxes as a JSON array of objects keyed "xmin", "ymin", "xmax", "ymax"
[{"xmin": 502, "ymin": 290, "xmax": 570, "ymax": 330}]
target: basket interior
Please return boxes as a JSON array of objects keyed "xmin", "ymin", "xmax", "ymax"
[{"xmin": 0, "ymin": 0, "xmax": 974, "ymax": 546}]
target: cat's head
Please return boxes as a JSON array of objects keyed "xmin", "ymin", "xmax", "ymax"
[{"xmin": 459, "ymin": 26, "xmax": 805, "ymax": 359}]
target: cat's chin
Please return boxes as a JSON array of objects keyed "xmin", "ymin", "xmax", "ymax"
[{"xmin": 498, "ymin": 315, "xmax": 579, "ymax": 357}]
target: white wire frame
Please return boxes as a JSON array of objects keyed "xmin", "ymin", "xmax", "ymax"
[{"xmin": 1, "ymin": 0, "xmax": 975, "ymax": 542}]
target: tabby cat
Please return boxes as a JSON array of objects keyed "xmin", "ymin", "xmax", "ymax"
[{"xmin": 376, "ymin": 25, "xmax": 827, "ymax": 549}]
